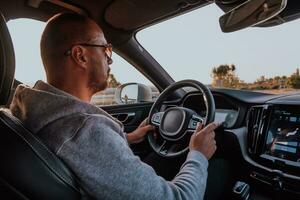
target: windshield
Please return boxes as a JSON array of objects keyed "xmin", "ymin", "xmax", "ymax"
[{"xmin": 137, "ymin": 4, "xmax": 300, "ymax": 94}]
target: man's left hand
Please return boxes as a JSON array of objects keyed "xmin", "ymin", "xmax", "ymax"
[{"xmin": 126, "ymin": 119, "xmax": 155, "ymax": 144}]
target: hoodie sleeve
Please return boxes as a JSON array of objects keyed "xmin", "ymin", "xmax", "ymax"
[{"xmin": 57, "ymin": 116, "xmax": 208, "ymax": 200}]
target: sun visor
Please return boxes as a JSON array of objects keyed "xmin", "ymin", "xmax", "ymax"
[{"xmin": 104, "ymin": 0, "xmax": 208, "ymax": 31}]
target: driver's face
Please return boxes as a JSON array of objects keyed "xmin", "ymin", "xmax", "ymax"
[{"xmin": 85, "ymin": 23, "xmax": 113, "ymax": 93}]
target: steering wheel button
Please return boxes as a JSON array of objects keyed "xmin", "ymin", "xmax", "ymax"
[
  {"xmin": 155, "ymin": 117, "xmax": 160, "ymax": 123},
  {"xmin": 188, "ymin": 120, "xmax": 197, "ymax": 129},
  {"xmin": 152, "ymin": 112, "xmax": 164, "ymax": 124}
]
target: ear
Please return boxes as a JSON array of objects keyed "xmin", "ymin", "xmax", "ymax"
[{"xmin": 70, "ymin": 46, "xmax": 88, "ymax": 69}]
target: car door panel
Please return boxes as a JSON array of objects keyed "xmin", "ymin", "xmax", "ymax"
[{"xmin": 101, "ymin": 102, "xmax": 153, "ymax": 158}]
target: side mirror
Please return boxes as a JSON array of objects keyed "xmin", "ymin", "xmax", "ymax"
[
  {"xmin": 219, "ymin": 0, "xmax": 287, "ymax": 32},
  {"xmin": 115, "ymin": 83, "xmax": 152, "ymax": 104}
]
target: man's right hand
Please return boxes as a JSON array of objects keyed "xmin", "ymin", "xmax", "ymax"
[{"xmin": 189, "ymin": 122, "xmax": 219, "ymax": 160}]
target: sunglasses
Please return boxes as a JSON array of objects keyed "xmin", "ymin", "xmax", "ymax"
[{"xmin": 64, "ymin": 43, "xmax": 113, "ymax": 63}]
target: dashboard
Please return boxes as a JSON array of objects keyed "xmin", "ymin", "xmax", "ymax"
[
  {"xmin": 214, "ymin": 109, "xmax": 238, "ymax": 127},
  {"xmin": 177, "ymin": 90, "xmax": 300, "ymax": 199},
  {"xmin": 181, "ymin": 92, "xmax": 240, "ymax": 128}
]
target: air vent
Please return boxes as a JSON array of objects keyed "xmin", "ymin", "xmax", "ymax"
[{"xmin": 247, "ymin": 105, "xmax": 269, "ymax": 155}]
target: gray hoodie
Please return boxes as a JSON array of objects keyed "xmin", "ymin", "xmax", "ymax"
[{"xmin": 10, "ymin": 80, "xmax": 208, "ymax": 200}]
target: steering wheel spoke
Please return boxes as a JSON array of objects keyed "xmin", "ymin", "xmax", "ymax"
[
  {"xmin": 150, "ymin": 112, "xmax": 164, "ymax": 127},
  {"xmin": 158, "ymin": 140, "xmax": 181, "ymax": 156},
  {"xmin": 158, "ymin": 140, "xmax": 168, "ymax": 155}
]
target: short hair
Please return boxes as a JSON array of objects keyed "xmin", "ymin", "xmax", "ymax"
[{"xmin": 40, "ymin": 13, "xmax": 94, "ymax": 69}]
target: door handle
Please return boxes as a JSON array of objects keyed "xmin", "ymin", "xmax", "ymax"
[{"xmin": 112, "ymin": 112, "xmax": 135, "ymax": 124}]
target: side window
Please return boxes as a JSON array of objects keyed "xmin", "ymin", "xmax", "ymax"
[
  {"xmin": 91, "ymin": 53, "xmax": 160, "ymax": 106},
  {"xmin": 8, "ymin": 18, "xmax": 159, "ymax": 105},
  {"xmin": 7, "ymin": 18, "xmax": 46, "ymax": 85}
]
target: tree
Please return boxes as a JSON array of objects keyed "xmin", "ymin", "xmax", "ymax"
[
  {"xmin": 274, "ymin": 76, "xmax": 281, "ymax": 82},
  {"xmin": 108, "ymin": 74, "xmax": 121, "ymax": 88},
  {"xmin": 289, "ymin": 74, "xmax": 300, "ymax": 89},
  {"xmin": 257, "ymin": 76, "xmax": 266, "ymax": 82},
  {"xmin": 211, "ymin": 64, "xmax": 240, "ymax": 88}
]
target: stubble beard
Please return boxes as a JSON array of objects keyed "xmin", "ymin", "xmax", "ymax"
[{"xmin": 88, "ymin": 65, "xmax": 110, "ymax": 94}]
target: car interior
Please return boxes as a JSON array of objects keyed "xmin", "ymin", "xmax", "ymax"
[{"xmin": 1, "ymin": 0, "xmax": 300, "ymax": 199}]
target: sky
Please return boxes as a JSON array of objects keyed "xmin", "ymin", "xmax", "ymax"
[{"xmin": 7, "ymin": 4, "xmax": 300, "ymax": 86}]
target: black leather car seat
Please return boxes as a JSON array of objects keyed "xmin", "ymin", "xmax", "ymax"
[{"xmin": 0, "ymin": 13, "xmax": 90, "ymax": 199}]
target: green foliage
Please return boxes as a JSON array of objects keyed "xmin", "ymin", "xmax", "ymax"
[
  {"xmin": 289, "ymin": 74, "xmax": 300, "ymax": 89},
  {"xmin": 211, "ymin": 64, "xmax": 240, "ymax": 88},
  {"xmin": 211, "ymin": 65, "xmax": 300, "ymax": 91},
  {"xmin": 253, "ymin": 85, "xmax": 268, "ymax": 90},
  {"xmin": 108, "ymin": 74, "xmax": 121, "ymax": 88}
]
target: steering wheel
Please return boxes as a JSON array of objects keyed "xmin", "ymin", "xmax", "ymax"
[{"xmin": 147, "ymin": 79, "xmax": 215, "ymax": 157}]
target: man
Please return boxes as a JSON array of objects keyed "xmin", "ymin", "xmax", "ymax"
[{"xmin": 10, "ymin": 13, "xmax": 218, "ymax": 199}]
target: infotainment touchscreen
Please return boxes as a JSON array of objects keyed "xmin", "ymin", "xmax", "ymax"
[{"xmin": 265, "ymin": 108, "xmax": 300, "ymax": 162}]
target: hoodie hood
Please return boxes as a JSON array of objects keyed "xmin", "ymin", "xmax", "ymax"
[{"xmin": 10, "ymin": 80, "xmax": 123, "ymax": 133}]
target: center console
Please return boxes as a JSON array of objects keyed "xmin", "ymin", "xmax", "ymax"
[
  {"xmin": 247, "ymin": 104, "xmax": 300, "ymax": 197},
  {"xmin": 263, "ymin": 106, "xmax": 300, "ymax": 165}
]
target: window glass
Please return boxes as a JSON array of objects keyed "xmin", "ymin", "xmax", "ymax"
[
  {"xmin": 137, "ymin": 4, "xmax": 300, "ymax": 94},
  {"xmin": 91, "ymin": 55, "xmax": 159, "ymax": 106},
  {"xmin": 8, "ymin": 18, "xmax": 46, "ymax": 86},
  {"xmin": 8, "ymin": 18, "xmax": 159, "ymax": 105}
]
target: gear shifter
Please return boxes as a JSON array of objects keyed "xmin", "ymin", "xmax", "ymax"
[{"xmin": 232, "ymin": 181, "xmax": 250, "ymax": 200}]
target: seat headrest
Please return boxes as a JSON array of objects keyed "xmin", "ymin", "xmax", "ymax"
[{"xmin": 0, "ymin": 13, "xmax": 15, "ymax": 105}]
